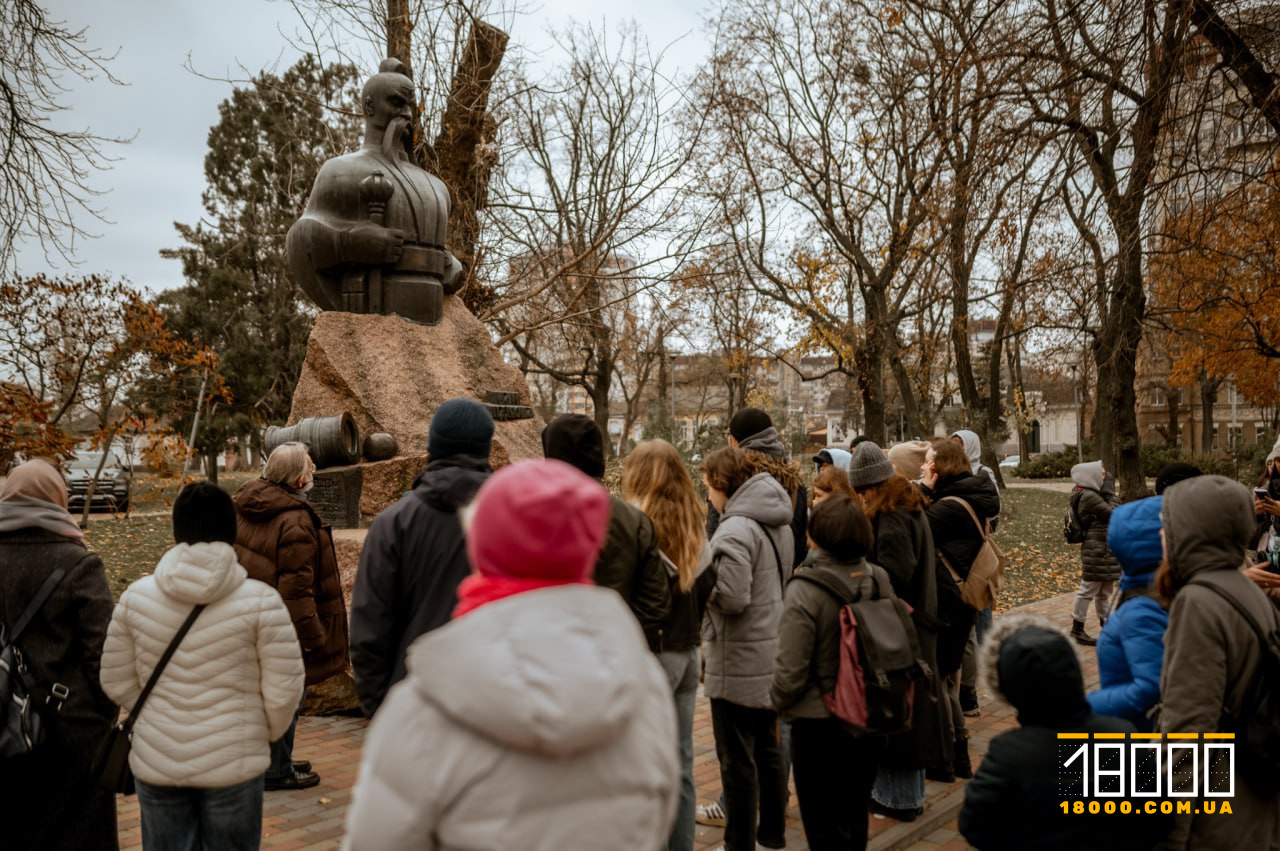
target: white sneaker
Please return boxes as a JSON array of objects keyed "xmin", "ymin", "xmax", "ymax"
[{"xmin": 696, "ymin": 801, "xmax": 727, "ymax": 827}]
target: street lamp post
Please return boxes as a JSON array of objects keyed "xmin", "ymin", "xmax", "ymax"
[{"xmin": 1071, "ymin": 363, "xmax": 1083, "ymax": 464}]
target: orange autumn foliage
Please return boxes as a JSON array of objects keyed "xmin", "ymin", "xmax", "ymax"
[{"xmin": 1151, "ymin": 167, "xmax": 1280, "ymax": 407}]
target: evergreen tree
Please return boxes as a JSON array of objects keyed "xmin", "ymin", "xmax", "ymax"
[{"xmin": 152, "ymin": 57, "xmax": 361, "ymax": 475}]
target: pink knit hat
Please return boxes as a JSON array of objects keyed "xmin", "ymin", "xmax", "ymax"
[{"xmin": 465, "ymin": 459, "xmax": 612, "ymax": 585}]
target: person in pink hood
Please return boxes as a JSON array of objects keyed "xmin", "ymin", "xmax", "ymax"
[{"xmin": 343, "ymin": 459, "xmax": 679, "ymax": 851}]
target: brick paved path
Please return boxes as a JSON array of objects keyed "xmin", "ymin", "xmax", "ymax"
[{"xmin": 116, "ymin": 592, "xmax": 1097, "ymax": 850}]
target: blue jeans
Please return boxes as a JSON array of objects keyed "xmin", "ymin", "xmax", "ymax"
[
  {"xmin": 975, "ymin": 605, "xmax": 993, "ymax": 644},
  {"xmin": 658, "ymin": 648, "xmax": 699, "ymax": 851},
  {"xmin": 872, "ymin": 766, "xmax": 926, "ymax": 810},
  {"xmin": 265, "ymin": 710, "xmax": 299, "ymax": 781},
  {"xmin": 136, "ymin": 774, "xmax": 264, "ymax": 851}
]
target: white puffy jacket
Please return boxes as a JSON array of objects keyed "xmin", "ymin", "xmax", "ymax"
[
  {"xmin": 100, "ymin": 542, "xmax": 304, "ymax": 787},
  {"xmin": 343, "ymin": 585, "xmax": 678, "ymax": 851}
]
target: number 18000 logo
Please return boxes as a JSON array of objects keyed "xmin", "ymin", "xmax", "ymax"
[{"xmin": 1056, "ymin": 732, "xmax": 1235, "ymax": 814}]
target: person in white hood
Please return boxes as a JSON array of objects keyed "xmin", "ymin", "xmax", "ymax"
[
  {"xmin": 100, "ymin": 482, "xmax": 304, "ymax": 851},
  {"xmin": 343, "ymin": 459, "xmax": 678, "ymax": 851}
]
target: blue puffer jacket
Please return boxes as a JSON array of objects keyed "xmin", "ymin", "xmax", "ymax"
[{"xmin": 1087, "ymin": 497, "xmax": 1169, "ymax": 731}]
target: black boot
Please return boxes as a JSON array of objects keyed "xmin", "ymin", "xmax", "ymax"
[
  {"xmin": 926, "ymin": 761, "xmax": 956, "ymax": 783},
  {"xmin": 954, "ymin": 734, "xmax": 973, "ymax": 779},
  {"xmin": 1071, "ymin": 619, "xmax": 1097, "ymax": 646}
]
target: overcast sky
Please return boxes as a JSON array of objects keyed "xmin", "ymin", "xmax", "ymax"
[{"xmin": 18, "ymin": 0, "xmax": 707, "ymax": 290}]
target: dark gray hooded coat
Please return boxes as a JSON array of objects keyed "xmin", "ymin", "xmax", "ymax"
[{"xmin": 1158, "ymin": 475, "xmax": 1280, "ymax": 850}]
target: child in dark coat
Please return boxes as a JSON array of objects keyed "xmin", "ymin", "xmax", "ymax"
[{"xmin": 960, "ymin": 616, "xmax": 1171, "ymax": 851}]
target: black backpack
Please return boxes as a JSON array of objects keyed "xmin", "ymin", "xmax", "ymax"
[
  {"xmin": 1063, "ymin": 489, "xmax": 1090, "ymax": 544},
  {"xmin": 1188, "ymin": 578, "xmax": 1280, "ymax": 795},
  {"xmin": 792, "ymin": 565, "xmax": 930, "ymax": 736},
  {"xmin": 1, "ymin": 565, "xmax": 73, "ymax": 758}
]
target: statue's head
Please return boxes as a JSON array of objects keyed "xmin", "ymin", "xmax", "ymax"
[{"xmin": 362, "ymin": 59, "xmax": 415, "ymax": 154}]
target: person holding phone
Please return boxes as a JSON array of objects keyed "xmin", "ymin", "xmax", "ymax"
[{"xmin": 1246, "ymin": 439, "xmax": 1280, "ymax": 594}]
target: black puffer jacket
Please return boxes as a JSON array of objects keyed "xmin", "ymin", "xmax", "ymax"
[
  {"xmin": 1069, "ymin": 461, "xmax": 1120, "ymax": 583},
  {"xmin": 0, "ymin": 528, "xmax": 118, "ymax": 850},
  {"xmin": 923, "ymin": 473, "xmax": 1000, "ymax": 580},
  {"xmin": 350, "ymin": 456, "xmax": 490, "ymax": 717},
  {"xmin": 960, "ymin": 616, "xmax": 1171, "ymax": 850},
  {"xmin": 1076, "ymin": 488, "xmax": 1121, "ymax": 582}
]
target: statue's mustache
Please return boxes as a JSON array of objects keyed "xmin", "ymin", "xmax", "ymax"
[{"xmin": 382, "ymin": 116, "xmax": 411, "ymax": 161}]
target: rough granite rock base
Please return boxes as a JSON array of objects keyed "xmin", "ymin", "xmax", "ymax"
[{"xmin": 289, "ymin": 300, "xmax": 544, "ymax": 464}]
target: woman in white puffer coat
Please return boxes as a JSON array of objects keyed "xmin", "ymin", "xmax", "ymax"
[{"xmin": 101, "ymin": 482, "xmax": 304, "ymax": 851}]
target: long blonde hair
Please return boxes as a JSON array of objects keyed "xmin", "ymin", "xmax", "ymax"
[{"xmin": 623, "ymin": 439, "xmax": 707, "ymax": 592}]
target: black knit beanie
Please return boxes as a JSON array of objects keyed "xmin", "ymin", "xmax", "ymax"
[
  {"xmin": 428, "ymin": 398, "xmax": 495, "ymax": 459},
  {"xmin": 1154, "ymin": 462, "xmax": 1202, "ymax": 495},
  {"xmin": 729, "ymin": 408, "xmax": 773, "ymax": 443},
  {"xmin": 173, "ymin": 481, "xmax": 237, "ymax": 546},
  {"xmin": 542, "ymin": 414, "xmax": 606, "ymax": 479}
]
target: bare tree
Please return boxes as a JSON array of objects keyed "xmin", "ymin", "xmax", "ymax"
[
  {"xmin": 1015, "ymin": 0, "xmax": 1193, "ymax": 497},
  {"xmin": 0, "ymin": 0, "xmax": 127, "ymax": 271},
  {"xmin": 698, "ymin": 0, "xmax": 948, "ymax": 443},
  {"xmin": 674, "ymin": 251, "xmax": 776, "ymax": 420},
  {"xmin": 485, "ymin": 22, "xmax": 703, "ymax": 451}
]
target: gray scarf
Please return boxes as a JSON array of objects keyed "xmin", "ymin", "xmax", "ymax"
[
  {"xmin": 738, "ymin": 427, "xmax": 787, "ymax": 459},
  {"xmin": 0, "ymin": 494, "xmax": 85, "ymax": 544}
]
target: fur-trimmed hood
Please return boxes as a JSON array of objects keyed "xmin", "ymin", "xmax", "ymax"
[
  {"xmin": 743, "ymin": 449, "xmax": 803, "ymax": 505},
  {"xmin": 979, "ymin": 613, "xmax": 1090, "ymax": 727}
]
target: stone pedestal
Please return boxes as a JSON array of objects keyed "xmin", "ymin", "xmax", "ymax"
[
  {"xmin": 289, "ymin": 298, "xmax": 544, "ymax": 467},
  {"xmin": 289, "ymin": 301, "xmax": 543, "ymax": 714}
]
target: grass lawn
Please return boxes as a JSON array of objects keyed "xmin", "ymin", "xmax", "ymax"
[
  {"xmin": 83, "ymin": 472, "xmax": 258, "ymax": 598},
  {"xmin": 993, "ymin": 486, "xmax": 1081, "ymax": 610},
  {"xmin": 87, "ymin": 474, "xmax": 1083, "ymax": 609}
]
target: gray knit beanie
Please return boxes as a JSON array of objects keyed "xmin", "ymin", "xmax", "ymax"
[{"xmin": 848, "ymin": 441, "xmax": 895, "ymax": 488}]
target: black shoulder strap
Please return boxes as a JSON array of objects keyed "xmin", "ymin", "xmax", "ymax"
[
  {"xmin": 1188, "ymin": 578, "xmax": 1280, "ymax": 645},
  {"xmin": 2, "ymin": 552, "xmax": 94, "ymax": 646},
  {"xmin": 123, "ymin": 604, "xmax": 206, "ymax": 732},
  {"xmin": 750, "ymin": 518, "xmax": 787, "ymax": 588},
  {"xmin": 792, "ymin": 564, "xmax": 884, "ymax": 605}
]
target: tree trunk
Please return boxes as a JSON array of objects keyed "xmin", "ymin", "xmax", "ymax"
[
  {"xmin": 1188, "ymin": 0, "xmax": 1280, "ymax": 139},
  {"xmin": 205, "ymin": 449, "xmax": 219, "ymax": 484},
  {"xmin": 425, "ymin": 21, "xmax": 509, "ymax": 314},
  {"xmin": 1093, "ymin": 244, "xmax": 1146, "ymax": 499},
  {"xmin": 591, "ymin": 378, "xmax": 613, "ymax": 459},
  {"xmin": 1199, "ymin": 376, "xmax": 1220, "ymax": 454},
  {"xmin": 386, "ymin": 0, "xmax": 411, "ymax": 70},
  {"xmin": 1167, "ymin": 386, "xmax": 1181, "ymax": 446},
  {"xmin": 844, "ymin": 373, "xmax": 860, "ymax": 441},
  {"xmin": 855, "ymin": 342, "xmax": 886, "ymax": 444},
  {"xmin": 887, "ymin": 342, "xmax": 923, "ymax": 438}
]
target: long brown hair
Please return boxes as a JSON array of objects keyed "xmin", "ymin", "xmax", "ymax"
[
  {"xmin": 813, "ymin": 465, "xmax": 855, "ymax": 503},
  {"xmin": 624, "ymin": 440, "xmax": 707, "ymax": 592},
  {"xmin": 929, "ymin": 437, "xmax": 971, "ymax": 479},
  {"xmin": 1155, "ymin": 559, "xmax": 1177, "ymax": 604},
  {"xmin": 857, "ymin": 474, "xmax": 928, "ymax": 521},
  {"xmin": 702, "ymin": 446, "xmax": 753, "ymax": 498}
]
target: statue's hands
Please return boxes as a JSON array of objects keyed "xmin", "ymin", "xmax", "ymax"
[{"xmin": 344, "ymin": 223, "xmax": 404, "ymax": 265}]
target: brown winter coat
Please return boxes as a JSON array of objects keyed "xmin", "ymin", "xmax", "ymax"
[
  {"xmin": 1159, "ymin": 475, "xmax": 1280, "ymax": 850},
  {"xmin": 233, "ymin": 478, "xmax": 349, "ymax": 685}
]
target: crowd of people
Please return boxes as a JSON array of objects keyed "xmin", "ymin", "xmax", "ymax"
[{"xmin": 1, "ymin": 403, "xmax": 1279, "ymax": 850}]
